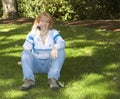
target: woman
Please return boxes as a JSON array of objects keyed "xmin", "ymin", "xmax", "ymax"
[{"xmin": 20, "ymin": 12, "xmax": 66, "ymax": 91}]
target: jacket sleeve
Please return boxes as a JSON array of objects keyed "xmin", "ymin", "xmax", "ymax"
[
  {"xmin": 23, "ymin": 30, "xmax": 35, "ymax": 50},
  {"xmin": 53, "ymin": 29, "xmax": 66, "ymax": 49}
]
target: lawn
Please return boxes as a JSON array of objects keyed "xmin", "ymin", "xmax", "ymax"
[{"xmin": 0, "ymin": 23, "xmax": 120, "ymax": 99}]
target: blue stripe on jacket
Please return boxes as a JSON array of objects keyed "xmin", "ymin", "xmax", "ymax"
[
  {"xmin": 33, "ymin": 47, "xmax": 51, "ymax": 54},
  {"xmin": 28, "ymin": 36, "xmax": 34, "ymax": 40},
  {"xmin": 53, "ymin": 34, "xmax": 60, "ymax": 41}
]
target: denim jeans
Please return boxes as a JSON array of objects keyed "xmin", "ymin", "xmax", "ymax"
[{"xmin": 21, "ymin": 49, "xmax": 65, "ymax": 81}]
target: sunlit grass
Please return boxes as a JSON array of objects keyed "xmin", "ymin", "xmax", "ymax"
[
  {"xmin": 65, "ymin": 46, "xmax": 96, "ymax": 57},
  {"xmin": 4, "ymin": 90, "xmax": 27, "ymax": 99},
  {"xmin": 0, "ymin": 23, "xmax": 120, "ymax": 99},
  {"xmin": 62, "ymin": 73, "xmax": 110, "ymax": 99}
]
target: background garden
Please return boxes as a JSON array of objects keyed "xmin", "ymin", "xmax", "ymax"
[
  {"xmin": 0, "ymin": 0, "xmax": 120, "ymax": 99},
  {"xmin": 0, "ymin": 0, "xmax": 120, "ymax": 20}
]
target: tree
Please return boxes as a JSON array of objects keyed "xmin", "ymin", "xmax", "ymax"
[{"xmin": 2, "ymin": 0, "xmax": 18, "ymax": 19}]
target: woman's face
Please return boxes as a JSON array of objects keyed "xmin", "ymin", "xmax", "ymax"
[{"xmin": 39, "ymin": 16, "xmax": 50, "ymax": 31}]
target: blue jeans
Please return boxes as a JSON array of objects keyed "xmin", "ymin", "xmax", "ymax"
[{"xmin": 21, "ymin": 49, "xmax": 65, "ymax": 81}]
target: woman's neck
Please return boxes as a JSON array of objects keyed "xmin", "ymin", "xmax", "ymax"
[{"xmin": 40, "ymin": 30, "xmax": 48, "ymax": 37}]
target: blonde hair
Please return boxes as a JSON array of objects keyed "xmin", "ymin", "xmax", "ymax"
[{"xmin": 34, "ymin": 12, "xmax": 54, "ymax": 30}]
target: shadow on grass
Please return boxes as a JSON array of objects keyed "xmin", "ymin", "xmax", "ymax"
[
  {"xmin": 0, "ymin": 24, "xmax": 120, "ymax": 98},
  {"xmin": 61, "ymin": 44, "xmax": 120, "ymax": 98}
]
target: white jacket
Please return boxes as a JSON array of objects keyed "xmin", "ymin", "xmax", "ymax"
[{"xmin": 23, "ymin": 29, "xmax": 66, "ymax": 59}]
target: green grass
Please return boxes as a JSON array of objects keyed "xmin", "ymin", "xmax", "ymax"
[{"xmin": 0, "ymin": 23, "xmax": 120, "ymax": 99}]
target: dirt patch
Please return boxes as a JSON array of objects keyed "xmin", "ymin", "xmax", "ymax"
[
  {"xmin": 64, "ymin": 20, "xmax": 120, "ymax": 32},
  {"xmin": 0, "ymin": 18, "xmax": 120, "ymax": 32},
  {"xmin": 0, "ymin": 18, "xmax": 34, "ymax": 24}
]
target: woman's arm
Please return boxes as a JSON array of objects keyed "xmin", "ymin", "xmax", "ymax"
[
  {"xmin": 53, "ymin": 29, "xmax": 66, "ymax": 49},
  {"xmin": 23, "ymin": 31, "xmax": 35, "ymax": 51}
]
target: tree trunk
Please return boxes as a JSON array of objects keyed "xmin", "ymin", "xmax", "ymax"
[{"xmin": 2, "ymin": 0, "xmax": 18, "ymax": 19}]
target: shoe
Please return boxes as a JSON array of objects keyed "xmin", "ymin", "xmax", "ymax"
[
  {"xmin": 20, "ymin": 78, "xmax": 36, "ymax": 90},
  {"xmin": 48, "ymin": 78, "xmax": 59, "ymax": 91}
]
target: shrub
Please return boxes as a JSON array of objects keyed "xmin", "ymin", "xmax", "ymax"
[{"xmin": 17, "ymin": 0, "xmax": 75, "ymax": 21}]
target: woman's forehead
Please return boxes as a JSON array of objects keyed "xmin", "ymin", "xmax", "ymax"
[{"xmin": 41, "ymin": 16, "xmax": 49, "ymax": 20}]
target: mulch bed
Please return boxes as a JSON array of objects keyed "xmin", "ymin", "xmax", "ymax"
[
  {"xmin": 0, "ymin": 18, "xmax": 34, "ymax": 24},
  {"xmin": 0, "ymin": 18, "xmax": 120, "ymax": 32},
  {"xmin": 64, "ymin": 20, "xmax": 120, "ymax": 32}
]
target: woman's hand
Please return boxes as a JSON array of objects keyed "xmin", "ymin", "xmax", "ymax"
[
  {"xmin": 32, "ymin": 23, "xmax": 39, "ymax": 30},
  {"xmin": 50, "ymin": 47, "xmax": 58, "ymax": 59}
]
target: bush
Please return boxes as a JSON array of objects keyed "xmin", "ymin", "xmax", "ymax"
[
  {"xmin": 17, "ymin": 0, "xmax": 120, "ymax": 21},
  {"xmin": 17, "ymin": 0, "xmax": 75, "ymax": 21}
]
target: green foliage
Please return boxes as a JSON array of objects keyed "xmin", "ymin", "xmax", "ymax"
[
  {"xmin": 17, "ymin": 0, "xmax": 42, "ymax": 18},
  {"xmin": 46, "ymin": 0, "xmax": 75, "ymax": 21},
  {"xmin": 69, "ymin": 0, "xmax": 120, "ymax": 20},
  {"xmin": 17, "ymin": 0, "xmax": 74, "ymax": 21},
  {"xmin": 1, "ymin": 0, "xmax": 120, "ymax": 20},
  {"xmin": 17, "ymin": 0, "xmax": 120, "ymax": 21}
]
